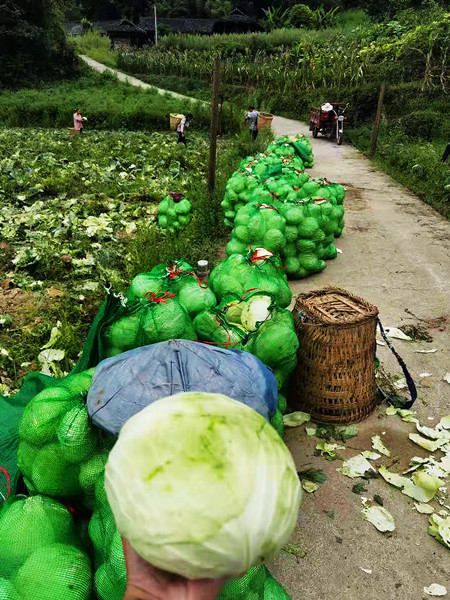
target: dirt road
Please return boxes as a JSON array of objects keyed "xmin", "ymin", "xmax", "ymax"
[
  {"xmin": 270, "ymin": 116, "xmax": 450, "ymax": 600},
  {"xmin": 82, "ymin": 61, "xmax": 450, "ymax": 598}
]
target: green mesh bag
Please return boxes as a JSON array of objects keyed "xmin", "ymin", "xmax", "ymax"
[
  {"xmin": 270, "ymin": 410, "xmax": 285, "ymax": 439},
  {"xmin": 227, "ymin": 203, "xmax": 287, "ymax": 257},
  {"xmin": 127, "ymin": 260, "xmax": 216, "ymax": 318},
  {"xmin": 193, "ymin": 308, "xmax": 246, "ymax": 349},
  {"xmin": 0, "ymin": 495, "xmax": 92, "ymax": 599},
  {"xmin": 242, "ymin": 309, "xmax": 299, "ymax": 391},
  {"xmin": 17, "ymin": 370, "xmax": 114, "ymax": 502},
  {"xmin": 219, "ymin": 565, "xmax": 291, "ymax": 600},
  {"xmin": 209, "ymin": 249, "xmax": 292, "ymax": 309},
  {"xmin": 89, "ymin": 478, "xmax": 127, "ymax": 600},
  {"xmin": 101, "ymin": 292, "xmax": 196, "ymax": 358},
  {"xmin": 221, "ymin": 172, "xmax": 260, "ymax": 226},
  {"xmin": 158, "ymin": 194, "xmax": 192, "ymax": 232}
]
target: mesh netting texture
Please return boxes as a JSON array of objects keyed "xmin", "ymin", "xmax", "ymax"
[{"xmin": 0, "ymin": 495, "xmax": 92, "ymax": 599}]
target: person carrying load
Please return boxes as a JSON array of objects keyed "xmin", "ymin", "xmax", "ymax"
[
  {"xmin": 244, "ymin": 106, "xmax": 260, "ymax": 140},
  {"xmin": 177, "ymin": 113, "xmax": 193, "ymax": 146},
  {"xmin": 73, "ymin": 108, "xmax": 86, "ymax": 135}
]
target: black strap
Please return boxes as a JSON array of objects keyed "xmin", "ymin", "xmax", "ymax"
[{"xmin": 377, "ymin": 318, "xmax": 417, "ymax": 409}]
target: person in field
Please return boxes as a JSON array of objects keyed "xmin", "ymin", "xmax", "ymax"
[
  {"xmin": 73, "ymin": 109, "xmax": 85, "ymax": 134},
  {"xmin": 177, "ymin": 114, "xmax": 193, "ymax": 146},
  {"xmin": 244, "ymin": 106, "xmax": 260, "ymax": 140}
]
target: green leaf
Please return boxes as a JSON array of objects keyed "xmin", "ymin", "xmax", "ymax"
[
  {"xmin": 298, "ymin": 468, "xmax": 328, "ymax": 485},
  {"xmin": 352, "ymin": 482, "xmax": 368, "ymax": 494}
]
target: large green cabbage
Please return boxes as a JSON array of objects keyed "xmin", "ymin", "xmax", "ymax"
[{"xmin": 105, "ymin": 392, "xmax": 301, "ymax": 579}]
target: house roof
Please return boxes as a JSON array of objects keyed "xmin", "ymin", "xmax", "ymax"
[
  {"xmin": 139, "ymin": 17, "xmax": 217, "ymax": 34},
  {"xmin": 65, "ymin": 19, "xmax": 148, "ymax": 36}
]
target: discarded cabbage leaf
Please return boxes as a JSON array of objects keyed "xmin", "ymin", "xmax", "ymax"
[
  {"xmin": 362, "ymin": 506, "xmax": 395, "ymax": 532},
  {"xmin": 362, "ymin": 451, "xmax": 381, "ymax": 460},
  {"xmin": 316, "ymin": 441, "xmax": 344, "ymax": 460},
  {"xmin": 416, "ymin": 423, "xmax": 450, "ymax": 441},
  {"xmin": 414, "ymin": 502, "xmax": 434, "ymax": 514},
  {"xmin": 409, "ymin": 433, "xmax": 447, "ymax": 452},
  {"xmin": 428, "ymin": 514, "xmax": 450, "ymax": 549},
  {"xmin": 423, "ymin": 584, "xmax": 448, "ymax": 596},
  {"xmin": 283, "ymin": 411, "xmax": 310, "ymax": 428},
  {"xmin": 378, "ymin": 467, "xmax": 440, "ymax": 503},
  {"xmin": 383, "ymin": 327, "xmax": 412, "ymax": 341},
  {"xmin": 302, "ymin": 480, "xmax": 320, "ymax": 493},
  {"xmin": 337, "ymin": 455, "xmax": 375, "ymax": 479},
  {"xmin": 385, "ymin": 406, "xmax": 398, "ymax": 416},
  {"xmin": 336, "ymin": 425, "xmax": 358, "ymax": 441},
  {"xmin": 385, "ymin": 407, "xmax": 416, "ymax": 422},
  {"xmin": 305, "ymin": 427, "xmax": 317, "ymax": 437},
  {"xmin": 444, "ymin": 373, "xmax": 450, "ymax": 385},
  {"xmin": 438, "ymin": 416, "xmax": 450, "ymax": 430},
  {"xmin": 372, "ymin": 435, "xmax": 391, "ymax": 457}
]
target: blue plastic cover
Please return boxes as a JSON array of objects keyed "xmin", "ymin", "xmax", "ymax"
[{"xmin": 87, "ymin": 339, "xmax": 277, "ymax": 435}]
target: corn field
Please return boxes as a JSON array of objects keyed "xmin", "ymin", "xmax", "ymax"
[{"xmin": 117, "ymin": 15, "xmax": 450, "ymax": 93}]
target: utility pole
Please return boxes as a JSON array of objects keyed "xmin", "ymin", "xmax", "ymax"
[
  {"xmin": 208, "ymin": 58, "xmax": 221, "ymax": 193},
  {"xmin": 369, "ymin": 83, "xmax": 386, "ymax": 158},
  {"xmin": 154, "ymin": 4, "xmax": 158, "ymax": 45}
]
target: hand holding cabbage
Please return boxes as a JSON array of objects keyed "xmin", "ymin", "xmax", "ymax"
[{"xmin": 106, "ymin": 392, "xmax": 301, "ymax": 581}]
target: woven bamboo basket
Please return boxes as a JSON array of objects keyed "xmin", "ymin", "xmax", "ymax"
[
  {"xmin": 257, "ymin": 113, "xmax": 274, "ymax": 130},
  {"xmin": 292, "ymin": 287, "xmax": 379, "ymax": 424},
  {"xmin": 170, "ymin": 113, "xmax": 184, "ymax": 131}
]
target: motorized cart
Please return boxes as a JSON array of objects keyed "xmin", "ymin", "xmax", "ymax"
[{"xmin": 309, "ymin": 102, "xmax": 348, "ymax": 145}]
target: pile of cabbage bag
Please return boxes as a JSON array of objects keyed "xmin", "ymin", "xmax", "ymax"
[
  {"xmin": 226, "ymin": 196, "xmax": 344, "ymax": 279},
  {"xmin": 17, "ymin": 369, "xmax": 113, "ymax": 506},
  {"xmin": 158, "ymin": 193, "xmax": 192, "ymax": 232},
  {"xmin": 266, "ymin": 135, "xmax": 314, "ymax": 168},
  {"xmin": 0, "ymin": 495, "xmax": 92, "ymax": 600},
  {"xmin": 220, "ymin": 151, "xmax": 309, "ymax": 227}
]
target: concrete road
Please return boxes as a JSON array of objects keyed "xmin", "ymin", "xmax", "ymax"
[{"xmin": 270, "ymin": 116, "xmax": 450, "ymax": 600}]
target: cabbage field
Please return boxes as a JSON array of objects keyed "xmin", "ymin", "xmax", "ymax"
[{"xmin": 0, "ymin": 128, "xmax": 229, "ymax": 392}]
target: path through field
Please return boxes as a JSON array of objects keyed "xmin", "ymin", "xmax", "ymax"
[{"xmin": 84, "ymin": 59, "xmax": 450, "ymax": 599}]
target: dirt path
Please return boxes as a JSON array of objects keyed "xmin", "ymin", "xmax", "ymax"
[
  {"xmin": 81, "ymin": 56, "xmax": 206, "ymax": 102},
  {"xmin": 83, "ymin": 61, "xmax": 450, "ymax": 598}
]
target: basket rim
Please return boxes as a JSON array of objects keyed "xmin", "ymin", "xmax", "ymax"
[{"xmin": 294, "ymin": 286, "xmax": 379, "ymax": 325}]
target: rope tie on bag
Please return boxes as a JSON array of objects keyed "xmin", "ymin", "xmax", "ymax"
[
  {"xmin": 166, "ymin": 261, "xmax": 208, "ymax": 288},
  {"xmin": 0, "ymin": 467, "xmax": 11, "ymax": 503},
  {"xmin": 143, "ymin": 292, "xmax": 176, "ymax": 304},
  {"xmin": 197, "ymin": 316, "xmax": 240, "ymax": 349},
  {"xmin": 259, "ymin": 203, "xmax": 279, "ymax": 212}
]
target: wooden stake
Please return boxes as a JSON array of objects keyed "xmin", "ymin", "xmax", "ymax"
[
  {"xmin": 369, "ymin": 83, "xmax": 386, "ymax": 158},
  {"xmin": 208, "ymin": 58, "xmax": 221, "ymax": 193}
]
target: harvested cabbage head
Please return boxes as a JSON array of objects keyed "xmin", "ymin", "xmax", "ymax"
[
  {"xmin": 105, "ymin": 392, "xmax": 301, "ymax": 579},
  {"xmin": 241, "ymin": 295, "xmax": 272, "ymax": 331}
]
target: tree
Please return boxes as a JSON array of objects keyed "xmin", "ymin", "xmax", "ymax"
[
  {"xmin": 288, "ymin": 3, "xmax": 315, "ymax": 27},
  {"xmin": 0, "ymin": 0, "xmax": 78, "ymax": 89},
  {"xmin": 206, "ymin": 0, "xmax": 233, "ymax": 17}
]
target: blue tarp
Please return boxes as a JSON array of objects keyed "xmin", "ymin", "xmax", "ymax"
[{"xmin": 87, "ymin": 339, "xmax": 277, "ymax": 435}]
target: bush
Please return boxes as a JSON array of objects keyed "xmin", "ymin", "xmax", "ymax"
[
  {"xmin": 400, "ymin": 110, "xmax": 445, "ymax": 141},
  {"xmin": 288, "ymin": 4, "xmax": 315, "ymax": 28}
]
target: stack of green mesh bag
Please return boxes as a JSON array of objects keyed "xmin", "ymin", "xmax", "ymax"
[
  {"xmin": 0, "ymin": 495, "xmax": 92, "ymax": 600},
  {"xmin": 265, "ymin": 135, "xmax": 314, "ymax": 168},
  {"xmin": 226, "ymin": 191, "xmax": 344, "ymax": 279},
  {"xmin": 158, "ymin": 192, "xmax": 192, "ymax": 232},
  {"xmin": 17, "ymin": 369, "xmax": 112, "ymax": 508},
  {"xmin": 220, "ymin": 145, "xmax": 310, "ymax": 227}
]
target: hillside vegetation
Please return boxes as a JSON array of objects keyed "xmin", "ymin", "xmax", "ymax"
[{"xmin": 104, "ymin": 6, "xmax": 450, "ymax": 216}]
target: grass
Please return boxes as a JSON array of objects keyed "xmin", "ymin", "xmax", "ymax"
[
  {"xmin": 0, "ymin": 69, "xmax": 231, "ymax": 133},
  {"xmin": 68, "ymin": 30, "xmax": 118, "ymax": 68}
]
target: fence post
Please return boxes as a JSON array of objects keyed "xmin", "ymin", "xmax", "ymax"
[
  {"xmin": 369, "ymin": 83, "xmax": 386, "ymax": 158},
  {"xmin": 208, "ymin": 58, "xmax": 222, "ymax": 193}
]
